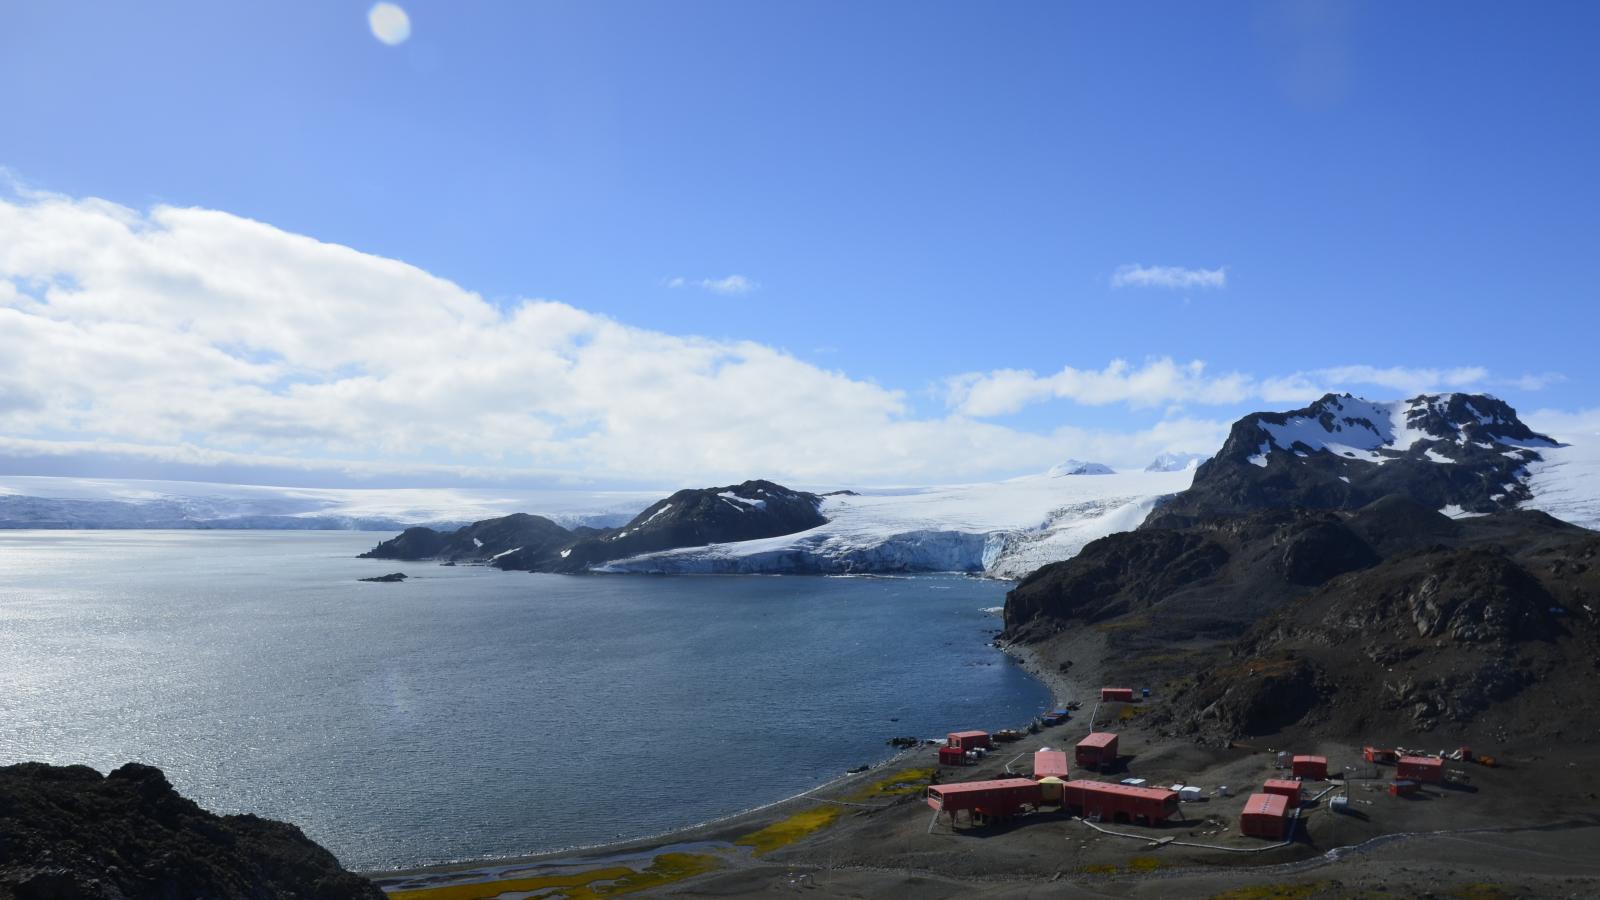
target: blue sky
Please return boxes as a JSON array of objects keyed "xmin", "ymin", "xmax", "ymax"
[{"xmin": 0, "ymin": 2, "xmax": 1596, "ymax": 487}]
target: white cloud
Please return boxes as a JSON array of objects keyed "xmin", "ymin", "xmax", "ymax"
[
  {"xmin": 947, "ymin": 360, "xmax": 1547, "ymax": 419},
  {"xmin": 0, "ymin": 188, "xmax": 1570, "ymax": 486},
  {"xmin": 1111, "ymin": 264, "xmax": 1227, "ymax": 290},
  {"xmin": 0, "ymin": 190, "xmax": 1224, "ymax": 483},
  {"xmin": 945, "ymin": 359, "xmax": 1253, "ymax": 417},
  {"xmin": 666, "ymin": 274, "xmax": 757, "ymax": 295}
]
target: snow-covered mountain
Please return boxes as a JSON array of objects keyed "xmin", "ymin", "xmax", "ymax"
[
  {"xmin": 593, "ymin": 470, "xmax": 1195, "ymax": 577},
  {"xmin": 1047, "ymin": 459, "xmax": 1116, "ymax": 476},
  {"xmin": 1145, "ymin": 452, "xmax": 1209, "ymax": 472},
  {"xmin": 1149, "ymin": 392, "xmax": 1564, "ymax": 527}
]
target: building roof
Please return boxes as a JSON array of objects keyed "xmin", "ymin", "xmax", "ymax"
[
  {"xmin": 928, "ymin": 778, "xmax": 1041, "ymax": 796},
  {"xmin": 948, "ymin": 730, "xmax": 989, "ymax": 739},
  {"xmin": 1292, "ymin": 754, "xmax": 1327, "ymax": 764},
  {"xmin": 1077, "ymin": 732, "xmax": 1118, "ymax": 749},
  {"xmin": 1398, "ymin": 755, "xmax": 1442, "ymax": 767},
  {"xmin": 1243, "ymin": 792, "xmax": 1290, "ymax": 817},
  {"xmin": 1063, "ymin": 779, "xmax": 1177, "ymax": 801},
  {"xmin": 1263, "ymin": 778, "xmax": 1302, "ymax": 792}
]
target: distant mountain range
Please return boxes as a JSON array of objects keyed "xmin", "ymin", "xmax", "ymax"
[{"xmin": 4, "ymin": 394, "xmax": 1596, "ymax": 583}]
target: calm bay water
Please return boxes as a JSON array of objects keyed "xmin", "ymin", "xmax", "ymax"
[{"xmin": 0, "ymin": 530, "xmax": 1049, "ymax": 870}]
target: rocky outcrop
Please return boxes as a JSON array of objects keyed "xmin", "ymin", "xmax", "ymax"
[
  {"xmin": 360, "ymin": 513, "xmax": 573, "ymax": 564},
  {"xmin": 0, "ymin": 762, "xmax": 382, "ymax": 900},
  {"xmin": 535, "ymin": 480, "xmax": 825, "ymax": 573},
  {"xmin": 1153, "ymin": 515, "xmax": 1600, "ymax": 741},
  {"xmin": 1148, "ymin": 392, "xmax": 1559, "ymax": 527}
]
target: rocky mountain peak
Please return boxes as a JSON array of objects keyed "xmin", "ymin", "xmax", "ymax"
[{"xmin": 1148, "ymin": 392, "xmax": 1560, "ymax": 527}]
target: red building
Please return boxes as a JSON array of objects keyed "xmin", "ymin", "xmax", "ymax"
[
  {"xmin": 946, "ymin": 731, "xmax": 992, "ymax": 751},
  {"xmin": 1363, "ymin": 746, "xmax": 1398, "ymax": 764},
  {"xmin": 1262, "ymin": 778, "xmax": 1302, "ymax": 803},
  {"xmin": 1100, "ymin": 687, "xmax": 1135, "ymax": 702},
  {"xmin": 926, "ymin": 778, "xmax": 1042, "ymax": 825},
  {"xmin": 1396, "ymin": 755, "xmax": 1444, "ymax": 784},
  {"xmin": 1032, "ymin": 749, "xmax": 1070, "ymax": 780},
  {"xmin": 1075, "ymin": 732, "xmax": 1120, "ymax": 770},
  {"xmin": 1389, "ymin": 779, "xmax": 1420, "ymax": 797},
  {"xmin": 938, "ymin": 746, "xmax": 966, "ymax": 766},
  {"xmin": 1059, "ymin": 780, "xmax": 1179, "ymax": 825},
  {"xmin": 1239, "ymin": 792, "xmax": 1291, "ymax": 839},
  {"xmin": 1292, "ymin": 755, "xmax": 1328, "ymax": 780}
]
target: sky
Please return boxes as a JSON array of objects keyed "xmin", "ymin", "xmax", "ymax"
[{"xmin": 0, "ymin": 1, "xmax": 1597, "ymax": 489}]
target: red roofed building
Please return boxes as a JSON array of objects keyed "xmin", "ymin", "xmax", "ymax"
[
  {"xmin": 1060, "ymin": 780, "xmax": 1179, "ymax": 825},
  {"xmin": 1033, "ymin": 749, "xmax": 1070, "ymax": 780},
  {"xmin": 947, "ymin": 731, "xmax": 991, "ymax": 751},
  {"xmin": 1240, "ymin": 792, "xmax": 1291, "ymax": 839},
  {"xmin": 1075, "ymin": 732, "xmax": 1119, "ymax": 770},
  {"xmin": 1292, "ymin": 755, "xmax": 1328, "ymax": 780},
  {"xmin": 926, "ymin": 778, "xmax": 1042, "ymax": 825}
]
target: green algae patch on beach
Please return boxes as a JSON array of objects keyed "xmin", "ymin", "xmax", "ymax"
[
  {"xmin": 734, "ymin": 805, "xmax": 843, "ymax": 855},
  {"xmin": 1074, "ymin": 857, "xmax": 1167, "ymax": 876},
  {"xmin": 847, "ymin": 767, "xmax": 934, "ymax": 801},
  {"xmin": 384, "ymin": 852, "xmax": 720, "ymax": 900}
]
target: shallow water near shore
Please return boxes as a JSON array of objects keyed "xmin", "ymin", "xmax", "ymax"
[{"xmin": 0, "ymin": 530, "xmax": 1050, "ymax": 869}]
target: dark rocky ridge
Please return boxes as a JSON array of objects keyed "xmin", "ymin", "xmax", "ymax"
[
  {"xmin": 360, "ymin": 512, "xmax": 574, "ymax": 563},
  {"xmin": 361, "ymin": 480, "xmax": 825, "ymax": 573},
  {"xmin": 0, "ymin": 762, "xmax": 382, "ymax": 900},
  {"xmin": 1147, "ymin": 392, "xmax": 1559, "ymax": 528}
]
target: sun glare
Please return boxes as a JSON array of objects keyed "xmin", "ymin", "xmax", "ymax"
[{"xmin": 368, "ymin": 2, "xmax": 411, "ymax": 46}]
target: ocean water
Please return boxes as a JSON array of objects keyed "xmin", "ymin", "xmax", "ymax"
[{"xmin": 0, "ymin": 530, "xmax": 1049, "ymax": 870}]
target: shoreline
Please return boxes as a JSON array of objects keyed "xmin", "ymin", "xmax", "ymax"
[
  {"xmin": 369, "ymin": 631, "xmax": 1072, "ymax": 890},
  {"xmin": 361, "ymin": 742, "xmax": 930, "ymax": 881}
]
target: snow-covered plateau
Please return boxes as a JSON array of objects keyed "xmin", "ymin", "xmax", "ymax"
[{"xmin": 0, "ymin": 476, "xmax": 658, "ymax": 531}]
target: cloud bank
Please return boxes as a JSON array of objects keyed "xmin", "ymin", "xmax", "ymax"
[{"xmin": 0, "ymin": 188, "xmax": 1561, "ymax": 487}]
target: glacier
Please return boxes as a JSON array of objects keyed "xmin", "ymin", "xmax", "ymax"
[{"xmin": 594, "ymin": 470, "xmax": 1196, "ymax": 577}]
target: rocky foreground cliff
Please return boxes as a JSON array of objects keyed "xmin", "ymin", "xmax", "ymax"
[
  {"xmin": 0, "ymin": 762, "xmax": 381, "ymax": 900},
  {"xmin": 1004, "ymin": 392, "xmax": 1600, "ymax": 746}
]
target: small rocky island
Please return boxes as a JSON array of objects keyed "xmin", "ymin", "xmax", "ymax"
[
  {"xmin": 358, "ymin": 572, "xmax": 407, "ymax": 583},
  {"xmin": 0, "ymin": 762, "xmax": 382, "ymax": 899}
]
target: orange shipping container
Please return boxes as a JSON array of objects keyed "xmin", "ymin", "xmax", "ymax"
[{"xmin": 1396, "ymin": 755, "xmax": 1443, "ymax": 784}]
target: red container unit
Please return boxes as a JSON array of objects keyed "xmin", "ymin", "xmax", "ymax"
[
  {"xmin": 1060, "ymin": 780, "xmax": 1180, "ymax": 825},
  {"xmin": 926, "ymin": 778, "xmax": 1043, "ymax": 825},
  {"xmin": 938, "ymin": 746, "xmax": 966, "ymax": 766},
  {"xmin": 1075, "ymin": 732, "xmax": 1120, "ymax": 770},
  {"xmin": 1239, "ymin": 792, "xmax": 1291, "ymax": 839},
  {"xmin": 1262, "ymin": 779, "xmax": 1303, "ymax": 804},
  {"xmin": 1363, "ymin": 746, "xmax": 1398, "ymax": 764},
  {"xmin": 1032, "ymin": 749, "xmax": 1070, "ymax": 781},
  {"xmin": 947, "ymin": 731, "xmax": 992, "ymax": 752},
  {"xmin": 1396, "ymin": 755, "xmax": 1444, "ymax": 784},
  {"xmin": 1101, "ymin": 687, "xmax": 1136, "ymax": 702},
  {"xmin": 1389, "ymin": 779, "xmax": 1420, "ymax": 797},
  {"xmin": 1292, "ymin": 755, "xmax": 1328, "ymax": 780}
]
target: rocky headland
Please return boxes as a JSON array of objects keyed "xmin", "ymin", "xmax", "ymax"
[{"xmin": 0, "ymin": 762, "xmax": 382, "ymax": 900}]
